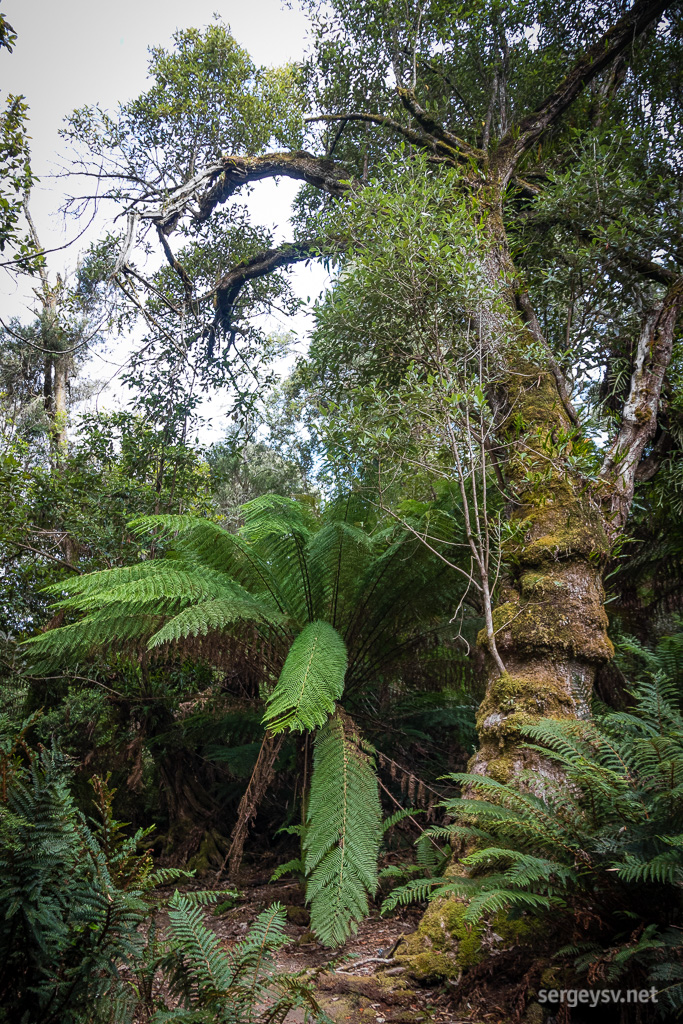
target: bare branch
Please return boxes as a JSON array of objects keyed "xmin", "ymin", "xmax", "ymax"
[
  {"xmin": 155, "ymin": 226, "xmax": 194, "ymax": 306},
  {"xmin": 11, "ymin": 540, "xmax": 82, "ymax": 574},
  {"xmin": 112, "ymin": 209, "xmax": 139, "ymax": 275}
]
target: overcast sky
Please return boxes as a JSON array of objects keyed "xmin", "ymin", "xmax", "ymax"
[{"xmin": 1, "ymin": 0, "xmax": 326, "ymax": 434}]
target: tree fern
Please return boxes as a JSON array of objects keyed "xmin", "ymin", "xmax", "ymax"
[
  {"xmin": 23, "ymin": 492, "xmax": 474, "ymax": 945},
  {"xmin": 303, "ymin": 712, "xmax": 382, "ymax": 946},
  {"xmin": 263, "ymin": 620, "xmax": 347, "ymax": 733}
]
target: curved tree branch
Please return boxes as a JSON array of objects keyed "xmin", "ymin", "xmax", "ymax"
[
  {"xmin": 396, "ymin": 88, "xmax": 484, "ymax": 161},
  {"xmin": 150, "ymin": 151, "xmax": 350, "ymax": 236},
  {"xmin": 199, "ymin": 240, "xmax": 317, "ymax": 341}
]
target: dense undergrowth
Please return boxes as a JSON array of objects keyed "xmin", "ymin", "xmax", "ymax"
[
  {"xmin": 385, "ymin": 636, "xmax": 683, "ymax": 1020},
  {"xmin": 0, "ymin": 715, "xmax": 324, "ymax": 1024}
]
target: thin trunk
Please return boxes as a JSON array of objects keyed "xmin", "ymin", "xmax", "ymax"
[
  {"xmin": 51, "ymin": 351, "xmax": 68, "ymax": 452},
  {"xmin": 218, "ymin": 730, "xmax": 284, "ymax": 881}
]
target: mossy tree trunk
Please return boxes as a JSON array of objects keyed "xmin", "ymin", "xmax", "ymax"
[
  {"xmin": 467, "ymin": 199, "xmax": 617, "ymax": 785},
  {"xmin": 396, "ymin": 192, "xmax": 682, "ymax": 989}
]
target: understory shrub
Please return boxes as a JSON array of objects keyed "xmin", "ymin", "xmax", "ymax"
[
  {"xmin": 0, "ymin": 715, "xmax": 323, "ymax": 1023},
  {"xmin": 385, "ymin": 670, "xmax": 683, "ymax": 1018}
]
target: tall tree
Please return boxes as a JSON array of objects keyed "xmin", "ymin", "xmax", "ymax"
[{"xmin": 60, "ymin": 4, "xmax": 683, "ymax": 795}]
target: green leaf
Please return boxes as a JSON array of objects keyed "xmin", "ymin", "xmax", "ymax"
[{"xmin": 303, "ymin": 713, "xmax": 382, "ymax": 946}]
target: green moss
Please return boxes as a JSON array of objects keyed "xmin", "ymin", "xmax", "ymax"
[
  {"xmin": 186, "ymin": 829, "xmax": 228, "ymax": 876},
  {"xmin": 492, "ymin": 911, "xmax": 545, "ymax": 946},
  {"xmin": 396, "ymin": 894, "xmax": 485, "ymax": 982},
  {"xmin": 485, "ymin": 753, "xmax": 517, "ymax": 783},
  {"xmin": 476, "ymin": 672, "xmax": 574, "ymax": 743},
  {"xmin": 395, "ymin": 949, "xmax": 455, "ymax": 984},
  {"xmin": 285, "ymin": 904, "xmax": 310, "ymax": 926},
  {"xmin": 483, "ymin": 571, "xmax": 613, "ymax": 662},
  {"xmin": 397, "ymin": 896, "xmax": 551, "ymax": 985}
]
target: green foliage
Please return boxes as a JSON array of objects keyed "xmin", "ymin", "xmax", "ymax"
[
  {"xmin": 156, "ymin": 898, "xmax": 322, "ymax": 1022},
  {"xmin": 384, "ymin": 651, "xmax": 683, "ymax": 1013},
  {"xmin": 0, "ymin": 718, "xmax": 151, "ymax": 1023},
  {"xmin": 0, "ymin": 93, "xmax": 38, "ymax": 261},
  {"xmin": 25, "ymin": 492, "xmax": 469, "ymax": 943},
  {"xmin": 65, "ymin": 20, "xmax": 304, "ymax": 185},
  {"xmin": 265, "ymin": 620, "xmax": 347, "ymax": 733},
  {"xmin": 0, "ymin": 717, "xmax": 324, "ymax": 1024},
  {"xmin": 304, "ymin": 712, "xmax": 382, "ymax": 946}
]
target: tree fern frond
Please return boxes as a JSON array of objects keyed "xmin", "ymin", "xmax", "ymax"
[
  {"xmin": 239, "ymin": 494, "xmax": 318, "ymax": 541},
  {"xmin": 147, "ymin": 596, "xmax": 283, "ymax": 648},
  {"xmin": 263, "ymin": 621, "xmax": 347, "ymax": 734},
  {"xmin": 25, "ymin": 607, "xmax": 163, "ymax": 663},
  {"xmin": 52, "ymin": 565, "xmax": 245, "ymax": 612},
  {"xmin": 127, "ymin": 513, "xmax": 215, "ymax": 539},
  {"xmin": 303, "ymin": 713, "xmax": 382, "ymax": 946}
]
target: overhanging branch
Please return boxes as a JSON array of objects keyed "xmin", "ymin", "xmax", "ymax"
[
  {"xmin": 151, "ymin": 151, "xmax": 349, "ymax": 236},
  {"xmin": 200, "ymin": 240, "xmax": 317, "ymax": 343}
]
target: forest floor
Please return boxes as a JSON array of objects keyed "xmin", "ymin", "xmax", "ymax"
[{"xmin": 149, "ymin": 870, "xmax": 467, "ymax": 1023}]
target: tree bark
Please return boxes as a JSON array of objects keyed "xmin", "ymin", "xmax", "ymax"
[{"xmin": 467, "ymin": 190, "xmax": 615, "ymax": 785}]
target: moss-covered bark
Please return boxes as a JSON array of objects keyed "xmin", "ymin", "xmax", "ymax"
[
  {"xmin": 467, "ymin": 200, "xmax": 614, "ymax": 785},
  {"xmin": 399, "ymin": 190, "xmax": 616, "ymax": 993}
]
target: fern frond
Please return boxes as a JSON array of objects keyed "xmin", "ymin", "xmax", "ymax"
[
  {"xmin": 147, "ymin": 596, "xmax": 282, "ymax": 648},
  {"xmin": 270, "ymin": 859, "xmax": 304, "ymax": 882},
  {"xmin": 25, "ymin": 606, "xmax": 164, "ymax": 663},
  {"xmin": 263, "ymin": 620, "xmax": 348, "ymax": 734},
  {"xmin": 381, "ymin": 808, "xmax": 423, "ymax": 834},
  {"xmin": 303, "ymin": 713, "xmax": 382, "ymax": 946}
]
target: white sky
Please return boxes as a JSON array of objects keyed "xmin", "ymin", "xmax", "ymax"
[{"xmin": 1, "ymin": 0, "xmax": 329, "ymax": 439}]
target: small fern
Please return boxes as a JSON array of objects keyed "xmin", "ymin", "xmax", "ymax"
[
  {"xmin": 156, "ymin": 898, "xmax": 322, "ymax": 1023},
  {"xmin": 383, "ymin": 662, "xmax": 683, "ymax": 1011}
]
